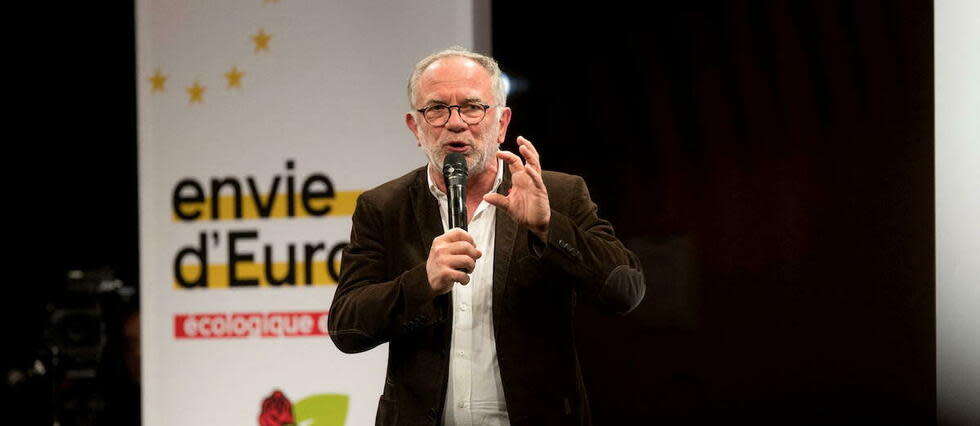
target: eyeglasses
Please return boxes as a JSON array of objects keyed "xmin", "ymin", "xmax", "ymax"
[{"xmin": 416, "ymin": 103, "xmax": 495, "ymax": 127}]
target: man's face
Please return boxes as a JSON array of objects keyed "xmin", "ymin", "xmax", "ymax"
[{"xmin": 406, "ymin": 56, "xmax": 511, "ymax": 177}]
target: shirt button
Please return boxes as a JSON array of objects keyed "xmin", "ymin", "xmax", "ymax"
[
  {"xmin": 457, "ymin": 401, "xmax": 465, "ymax": 408},
  {"xmin": 457, "ymin": 350, "xmax": 465, "ymax": 357},
  {"xmin": 460, "ymin": 304, "xmax": 468, "ymax": 312}
]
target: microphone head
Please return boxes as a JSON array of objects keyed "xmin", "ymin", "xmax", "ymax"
[{"xmin": 443, "ymin": 152, "xmax": 468, "ymax": 179}]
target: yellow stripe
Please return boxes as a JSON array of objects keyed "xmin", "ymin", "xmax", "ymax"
[
  {"xmin": 172, "ymin": 190, "xmax": 361, "ymax": 221},
  {"xmin": 173, "ymin": 260, "xmax": 341, "ymax": 289}
]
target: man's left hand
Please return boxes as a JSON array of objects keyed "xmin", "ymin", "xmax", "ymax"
[{"xmin": 484, "ymin": 136, "xmax": 550, "ymax": 241}]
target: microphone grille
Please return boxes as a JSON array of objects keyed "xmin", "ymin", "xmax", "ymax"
[{"xmin": 443, "ymin": 153, "xmax": 468, "ymax": 177}]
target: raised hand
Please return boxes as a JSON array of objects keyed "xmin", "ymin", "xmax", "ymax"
[{"xmin": 483, "ymin": 136, "xmax": 551, "ymax": 241}]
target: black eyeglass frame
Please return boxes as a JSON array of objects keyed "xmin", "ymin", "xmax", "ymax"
[{"xmin": 415, "ymin": 103, "xmax": 496, "ymax": 127}]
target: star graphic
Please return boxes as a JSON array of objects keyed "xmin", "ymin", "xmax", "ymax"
[
  {"xmin": 225, "ymin": 66, "xmax": 244, "ymax": 89},
  {"xmin": 252, "ymin": 29, "xmax": 271, "ymax": 53},
  {"xmin": 149, "ymin": 70, "xmax": 167, "ymax": 92},
  {"xmin": 187, "ymin": 81, "xmax": 205, "ymax": 103}
]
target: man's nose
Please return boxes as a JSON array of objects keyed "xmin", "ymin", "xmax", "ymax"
[{"xmin": 445, "ymin": 107, "xmax": 467, "ymax": 131}]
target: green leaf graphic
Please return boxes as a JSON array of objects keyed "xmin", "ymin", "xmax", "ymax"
[{"xmin": 293, "ymin": 394, "xmax": 349, "ymax": 426}]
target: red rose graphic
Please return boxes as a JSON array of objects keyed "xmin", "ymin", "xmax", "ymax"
[{"xmin": 259, "ymin": 390, "xmax": 295, "ymax": 426}]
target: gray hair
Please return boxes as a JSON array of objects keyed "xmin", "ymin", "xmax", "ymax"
[{"xmin": 407, "ymin": 46, "xmax": 507, "ymax": 109}]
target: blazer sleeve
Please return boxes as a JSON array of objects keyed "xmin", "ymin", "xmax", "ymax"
[
  {"xmin": 327, "ymin": 191, "xmax": 447, "ymax": 354},
  {"xmin": 530, "ymin": 174, "xmax": 645, "ymax": 315}
]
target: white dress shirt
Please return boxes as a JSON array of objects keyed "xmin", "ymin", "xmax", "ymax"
[{"xmin": 427, "ymin": 160, "xmax": 510, "ymax": 426}]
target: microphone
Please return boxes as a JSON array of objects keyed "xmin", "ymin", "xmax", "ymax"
[{"xmin": 442, "ymin": 153, "xmax": 468, "ymax": 231}]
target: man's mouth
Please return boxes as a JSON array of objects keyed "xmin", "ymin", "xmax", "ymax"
[{"xmin": 445, "ymin": 141, "xmax": 470, "ymax": 152}]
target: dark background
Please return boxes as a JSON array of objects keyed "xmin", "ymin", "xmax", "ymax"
[
  {"xmin": 8, "ymin": 0, "xmax": 139, "ymax": 370},
  {"xmin": 494, "ymin": 1, "xmax": 933, "ymax": 425},
  {"xmin": 7, "ymin": 1, "xmax": 933, "ymax": 424}
]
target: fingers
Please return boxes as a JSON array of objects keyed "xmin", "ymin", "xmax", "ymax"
[
  {"xmin": 499, "ymin": 148, "xmax": 547, "ymax": 192},
  {"xmin": 441, "ymin": 228, "xmax": 476, "ymax": 247},
  {"xmin": 519, "ymin": 144, "xmax": 538, "ymax": 172},
  {"xmin": 444, "ymin": 254, "xmax": 477, "ymax": 273},
  {"xmin": 447, "ymin": 270, "xmax": 471, "ymax": 285},
  {"xmin": 496, "ymin": 150, "xmax": 525, "ymax": 174},
  {"xmin": 442, "ymin": 241, "xmax": 481, "ymax": 260},
  {"xmin": 436, "ymin": 231, "xmax": 480, "ymax": 258},
  {"xmin": 434, "ymin": 230, "xmax": 481, "ymax": 260},
  {"xmin": 523, "ymin": 162, "xmax": 548, "ymax": 191},
  {"xmin": 482, "ymin": 192, "xmax": 510, "ymax": 210},
  {"xmin": 516, "ymin": 136, "xmax": 542, "ymax": 173},
  {"xmin": 499, "ymin": 136, "xmax": 543, "ymax": 177}
]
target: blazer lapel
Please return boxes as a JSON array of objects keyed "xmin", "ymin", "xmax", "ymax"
[
  {"xmin": 492, "ymin": 167, "xmax": 517, "ymax": 319},
  {"xmin": 410, "ymin": 166, "xmax": 444, "ymax": 254}
]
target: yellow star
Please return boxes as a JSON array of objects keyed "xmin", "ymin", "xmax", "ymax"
[
  {"xmin": 187, "ymin": 81, "xmax": 205, "ymax": 104},
  {"xmin": 225, "ymin": 66, "xmax": 244, "ymax": 89},
  {"xmin": 252, "ymin": 29, "xmax": 271, "ymax": 53},
  {"xmin": 149, "ymin": 70, "xmax": 167, "ymax": 93}
]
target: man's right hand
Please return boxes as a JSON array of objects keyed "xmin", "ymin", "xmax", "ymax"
[{"xmin": 426, "ymin": 228, "xmax": 481, "ymax": 295}]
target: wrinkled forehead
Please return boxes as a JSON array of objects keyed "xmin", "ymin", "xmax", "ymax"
[{"xmin": 417, "ymin": 56, "xmax": 493, "ymax": 104}]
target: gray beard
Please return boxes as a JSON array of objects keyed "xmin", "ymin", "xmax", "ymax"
[{"xmin": 423, "ymin": 140, "xmax": 497, "ymax": 179}]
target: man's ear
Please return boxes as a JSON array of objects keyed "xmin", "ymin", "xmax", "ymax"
[
  {"xmin": 405, "ymin": 112, "xmax": 421, "ymax": 146},
  {"xmin": 496, "ymin": 107, "xmax": 512, "ymax": 144}
]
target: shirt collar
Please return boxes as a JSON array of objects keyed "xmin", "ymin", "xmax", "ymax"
[{"xmin": 427, "ymin": 158, "xmax": 505, "ymax": 199}]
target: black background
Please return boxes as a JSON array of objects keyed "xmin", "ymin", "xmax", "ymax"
[{"xmin": 7, "ymin": 1, "xmax": 933, "ymax": 424}]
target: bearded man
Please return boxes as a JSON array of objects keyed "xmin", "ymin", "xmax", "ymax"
[{"xmin": 328, "ymin": 47, "xmax": 645, "ymax": 426}]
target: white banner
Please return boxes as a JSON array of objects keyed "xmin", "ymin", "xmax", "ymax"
[{"xmin": 137, "ymin": 1, "xmax": 486, "ymax": 424}]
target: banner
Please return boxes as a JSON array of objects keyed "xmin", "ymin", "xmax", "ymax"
[{"xmin": 137, "ymin": 1, "xmax": 487, "ymax": 424}]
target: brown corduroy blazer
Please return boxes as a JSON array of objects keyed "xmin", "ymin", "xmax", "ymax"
[{"xmin": 328, "ymin": 165, "xmax": 645, "ymax": 426}]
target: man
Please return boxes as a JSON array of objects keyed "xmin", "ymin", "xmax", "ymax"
[{"xmin": 328, "ymin": 47, "xmax": 645, "ymax": 426}]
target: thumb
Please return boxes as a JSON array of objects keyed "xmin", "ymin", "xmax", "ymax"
[{"xmin": 483, "ymin": 192, "xmax": 509, "ymax": 209}]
